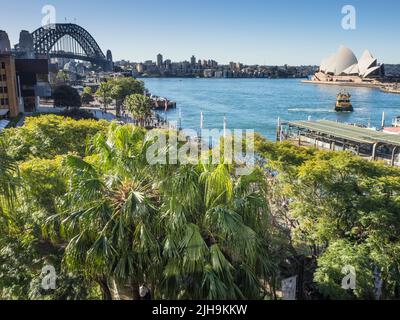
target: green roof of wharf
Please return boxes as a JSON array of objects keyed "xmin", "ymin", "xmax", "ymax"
[{"xmin": 288, "ymin": 120, "xmax": 400, "ymax": 146}]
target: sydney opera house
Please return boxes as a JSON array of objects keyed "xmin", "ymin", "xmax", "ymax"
[{"xmin": 311, "ymin": 46, "xmax": 384, "ymax": 84}]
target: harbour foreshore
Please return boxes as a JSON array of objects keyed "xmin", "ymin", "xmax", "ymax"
[
  {"xmin": 302, "ymin": 80, "xmax": 400, "ymax": 94},
  {"xmin": 302, "ymin": 79, "xmax": 384, "ymax": 89}
]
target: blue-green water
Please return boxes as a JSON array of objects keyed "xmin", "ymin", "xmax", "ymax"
[{"xmin": 142, "ymin": 78, "xmax": 400, "ymax": 140}]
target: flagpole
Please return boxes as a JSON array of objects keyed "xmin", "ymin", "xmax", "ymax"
[
  {"xmin": 178, "ymin": 108, "xmax": 182, "ymax": 130},
  {"xmin": 223, "ymin": 115, "xmax": 227, "ymax": 138}
]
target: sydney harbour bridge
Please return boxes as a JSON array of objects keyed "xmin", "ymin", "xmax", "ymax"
[{"xmin": 18, "ymin": 23, "xmax": 113, "ymax": 71}]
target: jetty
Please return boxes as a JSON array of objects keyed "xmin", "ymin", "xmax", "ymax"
[
  {"xmin": 150, "ymin": 96, "xmax": 177, "ymax": 110},
  {"xmin": 302, "ymin": 79, "xmax": 384, "ymax": 89},
  {"xmin": 278, "ymin": 119, "xmax": 400, "ymax": 166},
  {"xmin": 381, "ymin": 85, "xmax": 400, "ymax": 94}
]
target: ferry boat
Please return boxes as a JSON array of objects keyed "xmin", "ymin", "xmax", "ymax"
[{"xmin": 335, "ymin": 91, "xmax": 354, "ymax": 112}]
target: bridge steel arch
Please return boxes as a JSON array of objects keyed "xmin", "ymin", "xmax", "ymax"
[{"xmin": 31, "ymin": 24, "xmax": 111, "ymax": 69}]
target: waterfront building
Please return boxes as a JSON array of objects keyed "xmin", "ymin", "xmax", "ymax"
[
  {"xmin": 164, "ymin": 59, "xmax": 172, "ymax": 71},
  {"xmin": 0, "ymin": 53, "xmax": 19, "ymax": 118},
  {"xmin": 0, "ymin": 30, "xmax": 52, "ymax": 114},
  {"xmin": 203, "ymin": 69, "xmax": 214, "ymax": 78},
  {"xmin": 214, "ymin": 70, "xmax": 224, "ymax": 78},
  {"xmin": 282, "ymin": 120, "xmax": 400, "ymax": 166},
  {"xmin": 136, "ymin": 63, "xmax": 144, "ymax": 73},
  {"xmin": 312, "ymin": 46, "xmax": 384, "ymax": 83},
  {"xmin": 15, "ymin": 58, "xmax": 51, "ymax": 112}
]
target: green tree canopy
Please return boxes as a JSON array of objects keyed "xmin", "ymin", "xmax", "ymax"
[
  {"xmin": 2, "ymin": 115, "xmax": 109, "ymax": 161},
  {"xmin": 42, "ymin": 124, "xmax": 277, "ymax": 300},
  {"xmin": 81, "ymin": 92, "xmax": 94, "ymax": 105},
  {"xmin": 255, "ymin": 136, "xmax": 400, "ymax": 300},
  {"xmin": 95, "ymin": 81, "xmax": 113, "ymax": 112},
  {"xmin": 110, "ymin": 77, "xmax": 145, "ymax": 117},
  {"xmin": 124, "ymin": 94, "xmax": 153, "ymax": 126},
  {"xmin": 53, "ymin": 85, "xmax": 82, "ymax": 109}
]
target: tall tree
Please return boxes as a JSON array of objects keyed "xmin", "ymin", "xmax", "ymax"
[
  {"xmin": 44, "ymin": 125, "xmax": 277, "ymax": 300},
  {"xmin": 95, "ymin": 81, "xmax": 113, "ymax": 113},
  {"xmin": 110, "ymin": 77, "xmax": 145, "ymax": 117},
  {"xmin": 53, "ymin": 85, "xmax": 82, "ymax": 110},
  {"xmin": 124, "ymin": 94, "xmax": 153, "ymax": 126},
  {"xmin": 81, "ymin": 92, "xmax": 94, "ymax": 106}
]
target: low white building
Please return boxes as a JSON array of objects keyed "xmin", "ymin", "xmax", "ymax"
[{"xmin": 313, "ymin": 46, "xmax": 384, "ymax": 82}]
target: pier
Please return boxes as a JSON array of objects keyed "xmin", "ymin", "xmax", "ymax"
[
  {"xmin": 150, "ymin": 96, "xmax": 177, "ymax": 110},
  {"xmin": 278, "ymin": 119, "xmax": 400, "ymax": 166}
]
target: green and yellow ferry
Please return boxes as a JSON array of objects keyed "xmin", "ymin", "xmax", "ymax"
[{"xmin": 335, "ymin": 91, "xmax": 354, "ymax": 112}]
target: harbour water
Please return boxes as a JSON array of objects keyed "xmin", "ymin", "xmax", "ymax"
[{"xmin": 142, "ymin": 78, "xmax": 400, "ymax": 140}]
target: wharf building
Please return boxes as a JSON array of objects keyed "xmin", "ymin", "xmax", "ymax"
[{"xmin": 0, "ymin": 30, "xmax": 51, "ymax": 118}]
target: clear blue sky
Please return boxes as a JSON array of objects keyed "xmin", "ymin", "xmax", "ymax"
[{"xmin": 1, "ymin": 0, "xmax": 400, "ymax": 65}]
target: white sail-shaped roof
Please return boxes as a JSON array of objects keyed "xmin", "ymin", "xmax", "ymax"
[
  {"xmin": 318, "ymin": 46, "xmax": 383, "ymax": 78},
  {"xmin": 325, "ymin": 54, "xmax": 338, "ymax": 74},
  {"xmin": 333, "ymin": 46, "xmax": 358, "ymax": 75},
  {"xmin": 363, "ymin": 65, "xmax": 381, "ymax": 78},
  {"xmin": 358, "ymin": 50, "xmax": 377, "ymax": 76},
  {"xmin": 320, "ymin": 58, "xmax": 327, "ymax": 72},
  {"xmin": 342, "ymin": 63, "xmax": 360, "ymax": 75}
]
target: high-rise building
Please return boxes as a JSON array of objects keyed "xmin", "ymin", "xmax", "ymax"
[
  {"xmin": 164, "ymin": 59, "xmax": 172, "ymax": 71},
  {"xmin": 157, "ymin": 53, "xmax": 163, "ymax": 68},
  {"xmin": 190, "ymin": 55, "xmax": 196, "ymax": 66},
  {"xmin": 0, "ymin": 53, "xmax": 19, "ymax": 118}
]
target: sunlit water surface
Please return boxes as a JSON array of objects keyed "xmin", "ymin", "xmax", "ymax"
[{"xmin": 142, "ymin": 78, "xmax": 400, "ymax": 140}]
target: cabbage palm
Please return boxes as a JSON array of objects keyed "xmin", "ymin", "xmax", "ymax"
[
  {"xmin": 45, "ymin": 124, "xmax": 162, "ymax": 300},
  {"xmin": 0, "ymin": 138, "xmax": 17, "ymax": 207},
  {"xmin": 96, "ymin": 81, "xmax": 113, "ymax": 112},
  {"xmin": 45, "ymin": 125, "xmax": 276, "ymax": 299},
  {"xmin": 159, "ymin": 162, "xmax": 274, "ymax": 299}
]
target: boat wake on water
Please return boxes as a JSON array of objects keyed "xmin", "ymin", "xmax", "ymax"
[{"xmin": 288, "ymin": 108, "xmax": 333, "ymax": 113}]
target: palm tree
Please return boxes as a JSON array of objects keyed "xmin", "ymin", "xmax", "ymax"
[
  {"xmin": 158, "ymin": 161, "xmax": 273, "ymax": 299},
  {"xmin": 45, "ymin": 125, "xmax": 276, "ymax": 299},
  {"xmin": 0, "ymin": 138, "xmax": 17, "ymax": 208},
  {"xmin": 96, "ymin": 81, "xmax": 113, "ymax": 113},
  {"xmin": 45, "ymin": 125, "xmax": 162, "ymax": 300},
  {"xmin": 124, "ymin": 94, "xmax": 153, "ymax": 126}
]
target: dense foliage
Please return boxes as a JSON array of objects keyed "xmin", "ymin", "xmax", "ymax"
[
  {"xmin": 0, "ymin": 117, "xmax": 399, "ymax": 300},
  {"xmin": 95, "ymin": 77, "xmax": 145, "ymax": 116},
  {"xmin": 124, "ymin": 94, "xmax": 153, "ymax": 126},
  {"xmin": 2, "ymin": 115, "xmax": 109, "ymax": 161},
  {"xmin": 255, "ymin": 136, "xmax": 400, "ymax": 299},
  {"xmin": 53, "ymin": 85, "xmax": 82, "ymax": 109}
]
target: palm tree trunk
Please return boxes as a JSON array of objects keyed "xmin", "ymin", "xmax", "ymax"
[
  {"xmin": 131, "ymin": 281, "xmax": 141, "ymax": 300},
  {"xmin": 109, "ymin": 278, "xmax": 141, "ymax": 300},
  {"xmin": 96, "ymin": 277, "xmax": 112, "ymax": 300},
  {"xmin": 116, "ymin": 99, "xmax": 122, "ymax": 118}
]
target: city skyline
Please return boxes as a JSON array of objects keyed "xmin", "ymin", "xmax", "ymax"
[{"xmin": 2, "ymin": 0, "xmax": 400, "ymax": 65}]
